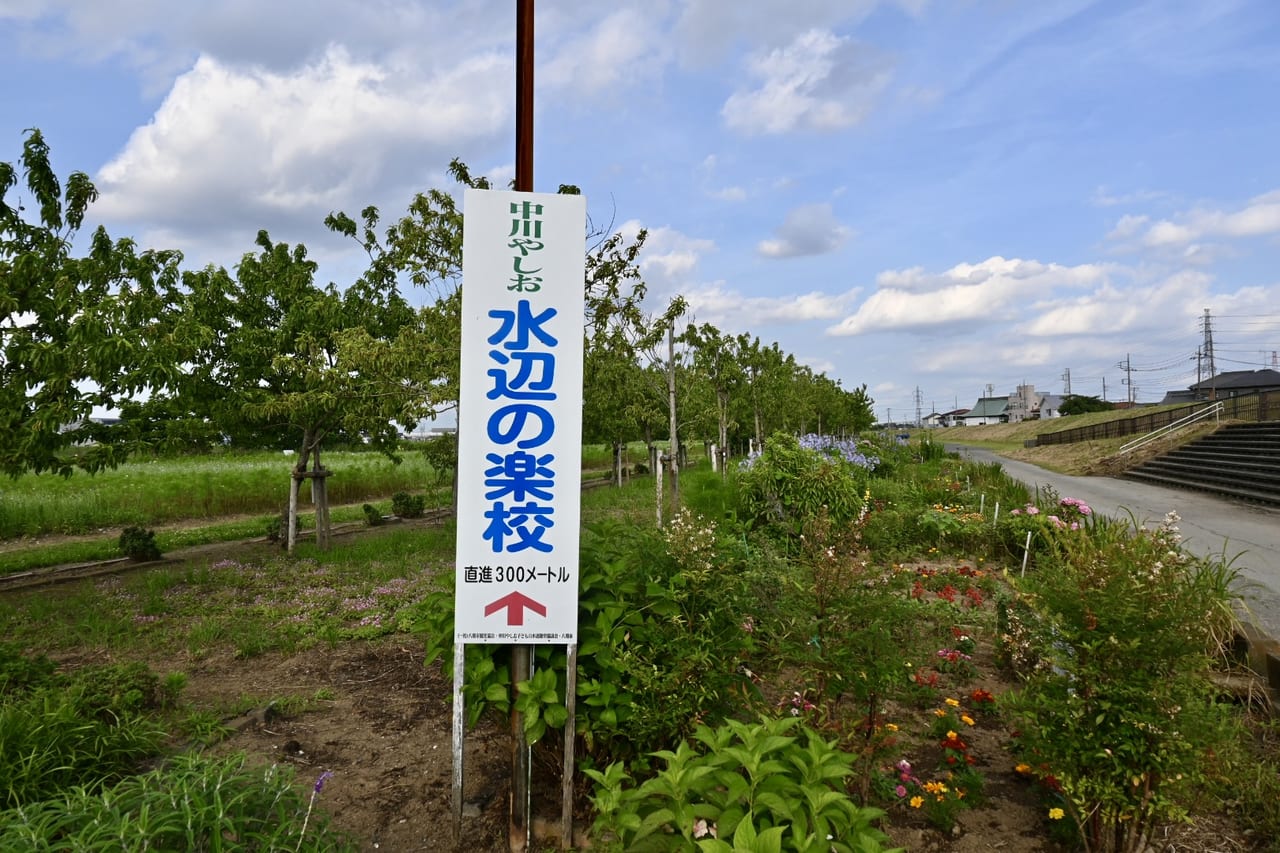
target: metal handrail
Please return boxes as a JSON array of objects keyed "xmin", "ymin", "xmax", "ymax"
[{"xmin": 1118, "ymin": 401, "xmax": 1223, "ymax": 455}]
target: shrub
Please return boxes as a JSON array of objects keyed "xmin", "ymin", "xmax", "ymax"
[
  {"xmin": 1, "ymin": 690, "xmax": 168, "ymax": 808},
  {"xmin": 118, "ymin": 526, "xmax": 161, "ymax": 561},
  {"xmin": 417, "ymin": 515, "xmax": 763, "ymax": 764},
  {"xmin": 1002, "ymin": 511, "xmax": 1239, "ymax": 852},
  {"xmin": 419, "ymin": 432, "xmax": 457, "ymax": 484},
  {"xmin": 0, "ymin": 643, "xmax": 57, "ymax": 698},
  {"xmin": 586, "ymin": 715, "xmax": 899, "ymax": 852},
  {"xmin": 737, "ymin": 432, "xmax": 870, "ymax": 539},
  {"xmin": 362, "ymin": 503, "xmax": 385, "ymax": 526},
  {"xmin": 391, "ymin": 491, "xmax": 425, "ymax": 519}
]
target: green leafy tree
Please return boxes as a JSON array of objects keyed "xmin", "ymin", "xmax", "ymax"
[
  {"xmin": 169, "ymin": 230, "xmax": 437, "ymax": 550},
  {"xmin": 1, "ymin": 129, "xmax": 186, "ymax": 477},
  {"xmin": 1058, "ymin": 394, "xmax": 1114, "ymax": 416},
  {"xmin": 680, "ymin": 322, "xmax": 744, "ymax": 474}
]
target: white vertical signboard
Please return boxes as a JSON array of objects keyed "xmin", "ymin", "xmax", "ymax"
[{"xmin": 454, "ymin": 189, "xmax": 586, "ymax": 644}]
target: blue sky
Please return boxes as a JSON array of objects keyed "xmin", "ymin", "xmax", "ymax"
[{"xmin": 4, "ymin": 0, "xmax": 1279, "ymax": 422}]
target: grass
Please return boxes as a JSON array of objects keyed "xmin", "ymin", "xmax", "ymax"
[
  {"xmin": 1, "ymin": 523, "xmax": 455, "ymax": 659},
  {"xmin": 0, "ymin": 488, "xmax": 451, "ymax": 577},
  {"xmin": 931, "ymin": 406, "xmax": 1222, "ymax": 475},
  {"xmin": 0, "ymin": 449, "xmax": 441, "ymax": 540}
]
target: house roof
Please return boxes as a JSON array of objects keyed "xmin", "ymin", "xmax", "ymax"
[
  {"xmin": 963, "ymin": 397, "xmax": 1009, "ymax": 418},
  {"xmin": 1160, "ymin": 389, "xmax": 1197, "ymax": 405},
  {"xmin": 1190, "ymin": 369, "xmax": 1280, "ymax": 391},
  {"xmin": 1039, "ymin": 394, "xmax": 1064, "ymax": 410}
]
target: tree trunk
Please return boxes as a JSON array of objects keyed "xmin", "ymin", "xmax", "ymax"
[
  {"xmin": 612, "ymin": 441, "xmax": 623, "ymax": 487},
  {"xmin": 717, "ymin": 391, "xmax": 730, "ymax": 477},
  {"xmin": 313, "ymin": 445, "xmax": 331, "ymax": 551}
]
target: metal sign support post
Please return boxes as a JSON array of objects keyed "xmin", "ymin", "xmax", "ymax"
[
  {"xmin": 510, "ymin": 3, "xmax": 535, "ymax": 850},
  {"xmin": 453, "ymin": 8, "xmax": 584, "ymax": 852}
]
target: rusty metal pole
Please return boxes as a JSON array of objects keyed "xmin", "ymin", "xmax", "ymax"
[{"xmin": 510, "ymin": 3, "xmax": 535, "ymax": 852}]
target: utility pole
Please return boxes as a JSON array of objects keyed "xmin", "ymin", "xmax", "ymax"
[
  {"xmin": 1101, "ymin": 376, "xmax": 1107, "ymax": 402},
  {"xmin": 985, "ymin": 382, "xmax": 994, "ymax": 398},
  {"xmin": 1202, "ymin": 308, "xmax": 1216, "ymax": 378},
  {"xmin": 1119, "ymin": 353, "xmax": 1134, "ymax": 405},
  {"xmin": 913, "ymin": 386, "xmax": 924, "ymax": 427},
  {"xmin": 1061, "ymin": 368, "xmax": 1071, "ymax": 397}
]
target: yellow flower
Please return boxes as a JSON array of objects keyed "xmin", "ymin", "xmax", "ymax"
[
  {"xmin": 1014, "ymin": 763, "xmax": 1031, "ymax": 774},
  {"xmin": 933, "ymin": 709, "xmax": 947, "ymax": 718},
  {"xmin": 944, "ymin": 698, "xmax": 960, "ymax": 707},
  {"xmin": 961, "ymin": 715, "xmax": 975, "ymax": 726},
  {"xmin": 884, "ymin": 723, "xmax": 899, "ymax": 732},
  {"xmin": 910, "ymin": 796, "xmax": 923, "ymax": 809},
  {"xmin": 945, "ymin": 730, "xmax": 958, "ymax": 741},
  {"xmin": 1048, "ymin": 807, "xmax": 1065, "ymax": 820}
]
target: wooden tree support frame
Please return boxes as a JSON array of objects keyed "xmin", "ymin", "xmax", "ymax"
[{"xmin": 287, "ymin": 461, "xmax": 333, "ymax": 552}]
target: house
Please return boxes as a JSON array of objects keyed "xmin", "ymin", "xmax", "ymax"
[
  {"xmin": 922, "ymin": 412, "xmax": 946, "ymax": 428},
  {"xmin": 958, "ymin": 397, "xmax": 1009, "ymax": 426},
  {"xmin": 1038, "ymin": 394, "xmax": 1065, "ymax": 419},
  {"xmin": 1158, "ymin": 389, "xmax": 1198, "ymax": 406},
  {"xmin": 1189, "ymin": 369, "xmax": 1280, "ymax": 400},
  {"xmin": 1006, "ymin": 384, "xmax": 1039, "ymax": 423},
  {"xmin": 939, "ymin": 408, "xmax": 970, "ymax": 427}
]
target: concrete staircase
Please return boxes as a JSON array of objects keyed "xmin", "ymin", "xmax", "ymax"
[{"xmin": 1124, "ymin": 422, "xmax": 1280, "ymax": 506}]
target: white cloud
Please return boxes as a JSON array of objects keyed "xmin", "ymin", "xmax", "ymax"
[
  {"xmin": 710, "ymin": 186, "xmax": 748, "ymax": 202},
  {"xmin": 1090, "ymin": 186, "xmax": 1167, "ymax": 207},
  {"xmin": 1020, "ymin": 270, "xmax": 1209, "ymax": 338},
  {"xmin": 541, "ymin": 7, "xmax": 668, "ymax": 96},
  {"xmin": 614, "ymin": 220, "xmax": 717, "ymax": 293},
  {"xmin": 1136, "ymin": 190, "xmax": 1280, "ymax": 247},
  {"xmin": 757, "ymin": 203, "xmax": 852, "ymax": 258},
  {"xmin": 673, "ymin": 0, "xmax": 881, "ymax": 64},
  {"xmin": 638, "ymin": 226, "xmax": 716, "ymax": 281},
  {"xmin": 683, "ymin": 282, "xmax": 859, "ymax": 327},
  {"xmin": 1106, "ymin": 214, "xmax": 1149, "ymax": 240},
  {"xmin": 94, "ymin": 46, "xmax": 509, "ymax": 247},
  {"xmin": 828, "ymin": 256, "xmax": 1109, "ymax": 335},
  {"xmin": 722, "ymin": 28, "xmax": 891, "ymax": 135}
]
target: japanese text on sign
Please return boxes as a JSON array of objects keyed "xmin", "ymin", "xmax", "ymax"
[{"xmin": 454, "ymin": 190, "xmax": 585, "ymax": 645}]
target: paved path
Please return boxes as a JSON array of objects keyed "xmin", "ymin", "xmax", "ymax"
[{"xmin": 951, "ymin": 446, "xmax": 1280, "ymax": 642}]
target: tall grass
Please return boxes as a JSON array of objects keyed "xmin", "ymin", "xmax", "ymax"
[{"xmin": 0, "ymin": 451, "xmax": 438, "ymax": 540}]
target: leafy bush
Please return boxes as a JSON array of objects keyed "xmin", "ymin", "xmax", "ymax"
[
  {"xmin": 418, "ymin": 515, "xmax": 765, "ymax": 764},
  {"xmin": 391, "ymin": 491, "xmax": 425, "ymax": 519},
  {"xmin": 586, "ymin": 715, "xmax": 900, "ymax": 852},
  {"xmin": 737, "ymin": 432, "xmax": 870, "ymax": 538},
  {"xmin": 0, "ymin": 642, "xmax": 57, "ymax": 698},
  {"xmin": 362, "ymin": 503, "xmax": 385, "ymax": 526},
  {"xmin": 0, "ymin": 654, "xmax": 182, "ymax": 808},
  {"xmin": 118, "ymin": 526, "xmax": 161, "ymax": 561},
  {"xmin": 0, "ymin": 753, "xmax": 353, "ymax": 851},
  {"xmin": 419, "ymin": 432, "xmax": 457, "ymax": 484},
  {"xmin": 1, "ymin": 690, "xmax": 168, "ymax": 808},
  {"xmin": 1003, "ymin": 511, "xmax": 1239, "ymax": 851}
]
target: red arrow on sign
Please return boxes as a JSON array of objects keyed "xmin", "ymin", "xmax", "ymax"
[{"xmin": 484, "ymin": 591, "xmax": 547, "ymax": 626}]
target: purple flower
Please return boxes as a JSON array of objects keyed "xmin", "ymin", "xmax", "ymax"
[
  {"xmin": 314, "ymin": 771, "xmax": 334, "ymax": 793},
  {"xmin": 895, "ymin": 785, "xmax": 908, "ymax": 798}
]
